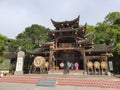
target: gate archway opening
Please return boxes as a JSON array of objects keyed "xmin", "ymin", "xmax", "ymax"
[{"xmin": 54, "ymin": 50, "xmax": 84, "ymax": 70}]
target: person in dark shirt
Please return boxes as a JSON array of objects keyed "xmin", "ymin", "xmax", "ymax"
[{"xmin": 63, "ymin": 62, "xmax": 69, "ymax": 74}]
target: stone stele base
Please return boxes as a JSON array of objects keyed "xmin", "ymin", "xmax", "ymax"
[{"xmin": 14, "ymin": 71, "xmax": 23, "ymax": 75}]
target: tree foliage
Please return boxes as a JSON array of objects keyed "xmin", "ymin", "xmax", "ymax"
[
  {"xmin": 9, "ymin": 24, "xmax": 49, "ymax": 51},
  {"xmin": 104, "ymin": 12, "xmax": 120, "ymax": 24},
  {"xmin": 0, "ymin": 34, "xmax": 7, "ymax": 62},
  {"xmin": 88, "ymin": 12, "xmax": 120, "ymax": 50},
  {"xmin": 86, "ymin": 25, "xmax": 96, "ymax": 39}
]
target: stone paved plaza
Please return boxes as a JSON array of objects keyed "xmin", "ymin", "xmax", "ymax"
[{"xmin": 0, "ymin": 83, "xmax": 119, "ymax": 90}]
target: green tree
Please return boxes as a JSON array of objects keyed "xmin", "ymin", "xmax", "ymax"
[
  {"xmin": 113, "ymin": 18, "xmax": 120, "ymax": 25},
  {"xmin": 104, "ymin": 12, "xmax": 120, "ymax": 25},
  {"xmin": 9, "ymin": 24, "xmax": 49, "ymax": 51},
  {"xmin": 0, "ymin": 34, "xmax": 7, "ymax": 62},
  {"xmin": 93, "ymin": 22, "xmax": 110, "ymax": 44},
  {"xmin": 93, "ymin": 12, "xmax": 120, "ymax": 46},
  {"xmin": 103, "ymin": 12, "xmax": 120, "ymax": 73},
  {"xmin": 86, "ymin": 25, "xmax": 96, "ymax": 39}
]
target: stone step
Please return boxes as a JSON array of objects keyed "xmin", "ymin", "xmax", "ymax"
[
  {"xmin": 37, "ymin": 79, "xmax": 56, "ymax": 87},
  {"xmin": 48, "ymin": 70, "xmax": 84, "ymax": 75},
  {"xmin": 56, "ymin": 78, "xmax": 120, "ymax": 88},
  {"xmin": 0, "ymin": 75, "xmax": 120, "ymax": 88},
  {"xmin": 0, "ymin": 76, "xmax": 39, "ymax": 84}
]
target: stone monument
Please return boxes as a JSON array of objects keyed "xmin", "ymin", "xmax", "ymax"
[{"xmin": 14, "ymin": 51, "xmax": 25, "ymax": 75}]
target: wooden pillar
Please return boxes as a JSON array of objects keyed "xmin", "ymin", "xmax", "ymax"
[
  {"xmin": 55, "ymin": 40, "xmax": 57, "ymax": 48},
  {"xmin": 81, "ymin": 48, "xmax": 87, "ymax": 75},
  {"xmin": 49, "ymin": 50, "xmax": 54, "ymax": 70},
  {"xmin": 105, "ymin": 56, "xmax": 108, "ymax": 74}
]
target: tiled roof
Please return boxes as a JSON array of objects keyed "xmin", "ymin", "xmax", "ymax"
[{"xmin": 86, "ymin": 44, "xmax": 116, "ymax": 52}]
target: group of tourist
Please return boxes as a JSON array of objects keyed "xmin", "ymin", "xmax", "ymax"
[{"xmin": 60, "ymin": 61, "xmax": 79, "ymax": 74}]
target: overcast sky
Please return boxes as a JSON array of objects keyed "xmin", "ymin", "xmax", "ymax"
[{"xmin": 0, "ymin": 0, "xmax": 120, "ymax": 39}]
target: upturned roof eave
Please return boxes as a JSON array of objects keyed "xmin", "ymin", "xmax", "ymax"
[{"xmin": 86, "ymin": 44, "xmax": 116, "ymax": 53}]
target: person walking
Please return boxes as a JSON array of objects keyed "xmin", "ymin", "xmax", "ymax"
[{"xmin": 75, "ymin": 62, "xmax": 79, "ymax": 70}]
